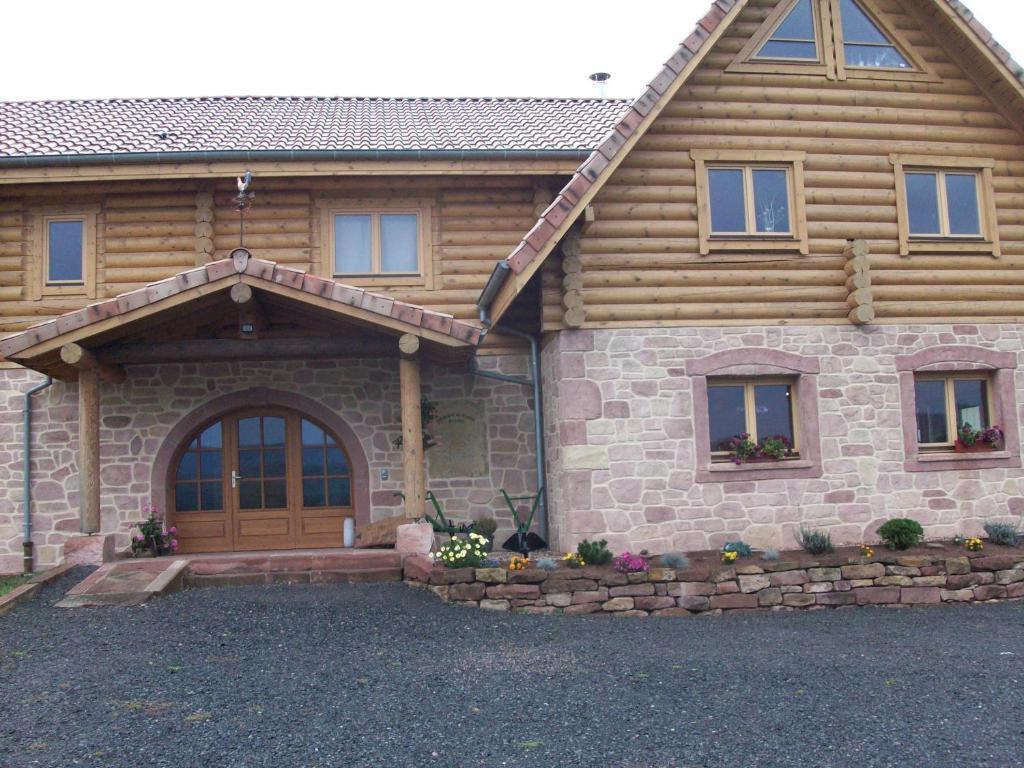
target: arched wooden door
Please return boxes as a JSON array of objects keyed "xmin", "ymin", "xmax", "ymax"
[{"xmin": 170, "ymin": 409, "xmax": 355, "ymax": 553}]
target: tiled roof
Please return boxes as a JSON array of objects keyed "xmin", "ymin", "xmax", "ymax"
[
  {"xmin": 0, "ymin": 251, "xmax": 481, "ymax": 361},
  {"xmin": 943, "ymin": 0, "xmax": 1024, "ymax": 86},
  {"xmin": 501, "ymin": 0, "xmax": 745, "ymax": 283},
  {"xmin": 0, "ymin": 97, "xmax": 630, "ymax": 159}
]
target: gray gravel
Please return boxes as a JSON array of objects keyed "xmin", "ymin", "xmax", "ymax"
[{"xmin": 2, "ymin": 572, "xmax": 1023, "ymax": 768}]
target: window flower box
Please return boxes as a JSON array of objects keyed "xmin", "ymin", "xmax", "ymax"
[{"xmin": 954, "ymin": 425, "xmax": 1004, "ymax": 453}]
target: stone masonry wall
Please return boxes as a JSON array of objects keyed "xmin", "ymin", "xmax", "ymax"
[
  {"xmin": 0, "ymin": 355, "xmax": 536, "ymax": 573},
  {"xmin": 541, "ymin": 325, "xmax": 1024, "ymax": 554},
  {"xmin": 404, "ymin": 550, "xmax": 1024, "ymax": 616}
]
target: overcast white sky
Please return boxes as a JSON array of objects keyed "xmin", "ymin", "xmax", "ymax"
[{"xmin": 2, "ymin": 1, "xmax": 1022, "ymax": 101}]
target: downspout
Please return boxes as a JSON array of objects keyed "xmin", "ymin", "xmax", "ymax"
[
  {"xmin": 23, "ymin": 376, "xmax": 53, "ymax": 574},
  {"xmin": 474, "ymin": 262, "xmax": 549, "ymax": 542}
]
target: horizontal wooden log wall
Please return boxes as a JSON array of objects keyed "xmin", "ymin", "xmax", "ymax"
[
  {"xmin": 0, "ymin": 176, "xmax": 551, "ymax": 350},
  {"xmin": 543, "ymin": 0, "xmax": 1024, "ymax": 329}
]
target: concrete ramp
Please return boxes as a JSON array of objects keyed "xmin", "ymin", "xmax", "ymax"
[{"xmin": 55, "ymin": 558, "xmax": 188, "ymax": 608}]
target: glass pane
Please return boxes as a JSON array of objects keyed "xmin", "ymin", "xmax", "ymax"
[
  {"xmin": 239, "ymin": 449, "xmax": 261, "ymax": 477},
  {"xmin": 380, "ymin": 214, "xmax": 418, "ymax": 273},
  {"xmin": 303, "ymin": 478, "xmax": 326, "ymax": 508},
  {"xmin": 302, "ymin": 447, "xmax": 324, "ymax": 476},
  {"xmin": 200, "ymin": 482, "xmax": 223, "ymax": 512},
  {"xmin": 945, "ymin": 174, "xmax": 981, "ymax": 236},
  {"xmin": 239, "ymin": 480, "xmax": 262, "ymax": 510},
  {"xmin": 47, "ymin": 220, "xmax": 84, "ymax": 282},
  {"xmin": 334, "ymin": 215, "xmax": 372, "ymax": 274},
  {"xmin": 752, "ymin": 169, "xmax": 790, "ymax": 234},
  {"xmin": 238, "ymin": 418, "xmax": 261, "ymax": 448},
  {"xmin": 263, "ymin": 448, "xmax": 286, "ymax": 478},
  {"xmin": 915, "ymin": 380, "xmax": 949, "ymax": 444},
  {"xmin": 176, "ymin": 452, "xmax": 197, "ymax": 482},
  {"xmin": 263, "ymin": 417, "xmax": 286, "ymax": 446},
  {"xmin": 200, "ymin": 421, "xmax": 222, "ymax": 449},
  {"xmin": 953, "ymin": 380, "xmax": 989, "ymax": 431},
  {"xmin": 326, "ymin": 447, "xmax": 348, "ymax": 475},
  {"xmin": 774, "ymin": 0, "xmax": 814, "ymax": 39},
  {"xmin": 175, "ymin": 483, "xmax": 198, "ymax": 512},
  {"xmin": 844, "ymin": 44, "xmax": 909, "ymax": 69},
  {"xmin": 301, "ymin": 419, "xmax": 325, "ymax": 446},
  {"xmin": 263, "ymin": 480, "xmax": 287, "ymax": 509},
  {"xmin": 840, "ymin": 0, "xmax": 891, "ymax": 44},
  {"xmin": 328, "ymin": 477, "xmax": 352, "ymax": 507},
  {"xmin": 708, "ymin": 169, "xmax": 747, "ymax": 234},
  {"xmin": 757, "ymin": 40, "xmax": 818, "ymax": 60},
  {"xmin": 906, "ymin": 173, "xmax": 941, "ymax": 235},
  {"xmin": 200, "ymin": 451, "xmax": 222, "ymax": 480},
  {"xmin": 708, "ymin": 385, "xmax": 747, "ymax": 451},
  {"xmin": 754, "ymin": 384, "xmax": 795, "ymax": 444}
]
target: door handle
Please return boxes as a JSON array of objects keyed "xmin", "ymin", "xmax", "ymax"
[{"xmin": 231, "ymin": 470, "xmax": 242, "ymax": 488}]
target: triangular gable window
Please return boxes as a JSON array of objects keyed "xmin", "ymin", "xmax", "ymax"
[
  {"xmin": 753, "ymin": 0, "xmax": 819, "ymax": 62},
  {"xmin": 838, "ymin": 0, "xmax": 910, "ymax": 69}
]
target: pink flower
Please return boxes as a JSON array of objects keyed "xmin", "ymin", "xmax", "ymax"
[
  {"xmin": 168, "ymin": 526, "xmax": 177, "ymax": 535},
  {"xmin": 170, "ymin": 540, "xmax": 179, "ymax": 551},
  {"xmin": 133, "ymin": 534, "xmax": 145, "ymax": 542}
]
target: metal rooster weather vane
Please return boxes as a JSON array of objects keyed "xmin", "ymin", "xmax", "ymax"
[{"xmin": 235, "ymin": 170, "xmax": 255, "ymax": 248}]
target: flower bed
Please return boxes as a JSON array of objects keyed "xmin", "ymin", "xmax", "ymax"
[{"xmin": 403, "ymin": 545, "xmax": 1024, "ymax": 617}]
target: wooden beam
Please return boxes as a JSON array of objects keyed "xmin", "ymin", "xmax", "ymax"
[
  {"xmin": 99, "ymin": 337, "xmax": 397, "ymax": 365},
  {"xmin": 60, "ymin": 342, "xmax": 126, "ymax": 384},
  {"xmin": 399, "ymin": 336, "xmax": 425, "ymax": 520},
  {"xmin": 78, "ymin": 367, "xmax": 101, "ymax": 534},
  {"xmin": 229, "ymin": 283, "xmax": 254, "ymax": 305}
]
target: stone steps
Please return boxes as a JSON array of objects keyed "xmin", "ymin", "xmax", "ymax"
[{"xmin": 56, "ymin": 548, "xmax": 405, "ymax": 606}]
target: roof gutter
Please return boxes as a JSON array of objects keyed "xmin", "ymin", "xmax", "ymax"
[
  {"xmin": 0, "ymin": 148, "xmax": 592, "ymax": 169},
  {"xmin": 476, "ymin": 261, "xmax": 511, "ymax": 327}
]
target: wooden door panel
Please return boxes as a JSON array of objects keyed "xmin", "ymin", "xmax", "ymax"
[{"xmin": 174, "ymin": 515, "xmax": 230, "ymax": 553}]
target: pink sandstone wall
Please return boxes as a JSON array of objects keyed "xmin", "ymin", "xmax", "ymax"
[
  {"xmin": 541, "ymin": 325, "xmax": 1024, "ymax": 555},
  {"xmin": 0, "ymin": 355, "xmax": 536, "ymax": 572}
]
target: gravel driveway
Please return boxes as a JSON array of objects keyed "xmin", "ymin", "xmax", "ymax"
[{"xmin": 2, "ymin": 569, "xmax": 1023, "ymax": 768}]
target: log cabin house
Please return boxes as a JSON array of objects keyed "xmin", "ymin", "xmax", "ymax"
[{"xmin": 2, "ymin": 0, "xmax": 1024, "ymax": 572}]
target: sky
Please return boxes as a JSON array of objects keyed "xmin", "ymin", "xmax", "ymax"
[{"xmin": 1, "ymin": 1, "xmax": 1023, "ymax": 102}]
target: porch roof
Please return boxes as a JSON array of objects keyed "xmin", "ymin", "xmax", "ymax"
[{"xmin": 0, "ymin": 250, "xmax": 482, "ymax": 376}]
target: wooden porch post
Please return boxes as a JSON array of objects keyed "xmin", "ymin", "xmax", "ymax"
[
  {"xmin": 78, "ymin": 367, "xmax": 101, "ymax": 533},
  {"xmin": 398, "ymin": 334, "xmax": 425, "ymax": 519}
]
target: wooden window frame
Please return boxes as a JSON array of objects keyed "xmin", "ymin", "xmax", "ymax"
[
  {"xmin": 316, "ymin": 199, "xmax": 434, "ymax": 288},
  {"xmin": 692, "ymin": 150, "xmax": 809, "ymax": 256},
  {"xmin": 728, "ymin": 0, "xmax": 939, "ymax": 83},
  {"xmin": 32, "ymin": 206, "xmax": 98, "ymax": 300},
  {"xmin": 708, "ymin": 378, "xmax": 801, "ymax": 462},
  {"xmin": 728, "ymin": 0, "xmax": 835, "ymax": 78},
  {"xmin": 890, "ymin": 154, "xmax": 1000, "ymax": 257},
  {"xmin": 913, "ymin": 372, "xmax": 993, "ymax": 452},
  {"xmin": 897, "ymin": 346, "xmax": 1020, "ymax": 473}
]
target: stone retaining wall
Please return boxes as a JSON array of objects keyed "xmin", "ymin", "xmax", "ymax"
[{"xmin": 403, "ymin": 550, "xmax": 1024, "ymax": 616}]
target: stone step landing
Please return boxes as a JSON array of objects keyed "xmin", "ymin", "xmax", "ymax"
[
  {"xmin": 56, "ymin": 549, "xmax": 403, "ymax": 606},
  {"xmin": 56, "ymin": 558, "xmax": 188, "ymax": 608},
  {"xmin": 182, "ymin": 549, "xmax": 403, "ymax": 589}
]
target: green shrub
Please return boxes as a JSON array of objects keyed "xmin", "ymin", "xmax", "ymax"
[
  {"xmin": 662, "ymin": 552, "xmax": 690, "ymax": 570},
  {"xmin": 877, "ymin": 518, "xmax": 924, "ymax": 551},
  {"xmin": 796, "ymin": 527, "xmax": 834, "ymax": 555},
  {"xmin": 722, "ymin": 540, "xmax": 753, "ymax": 557},
  {"xmin": 577, "ymin": 539, "xmax": 613, "ymax": 566},
  {"xmin": 984, "ymin": 521, "xmax": 1022, "ymax": 547},
  {"xmin": 472, "ymin": 517, "xmax": 498, "ymax": 539}
]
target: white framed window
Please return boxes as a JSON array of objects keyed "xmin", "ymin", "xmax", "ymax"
[{"xmin": 317, "ymin": 201, "xmax": 433, "ymax": 287}]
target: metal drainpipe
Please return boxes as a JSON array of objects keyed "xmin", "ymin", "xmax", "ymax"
[
  {"xmin": 468, "ymin": 330, "xmax": 548, "ymax": 543},
  {"xmin": 23, "ymin": 376, "xmax": 53, "ymax": 574}
]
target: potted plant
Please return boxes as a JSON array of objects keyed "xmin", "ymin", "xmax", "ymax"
[
  {"xmin": 724, "ymin": 434, "xmax": 795, "ymax": 465},
  {"xmin": 955, "ymin": 424, "xmax": 1004, "ymax": 453},
  {"xmin": 131, "ymin": 508, "xmax": 178, "ymax": 557}
]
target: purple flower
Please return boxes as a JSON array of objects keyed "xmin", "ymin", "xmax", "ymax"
[{"xmin": 612, "ymin": 552, "xmax": 650, "ymax": 574}]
